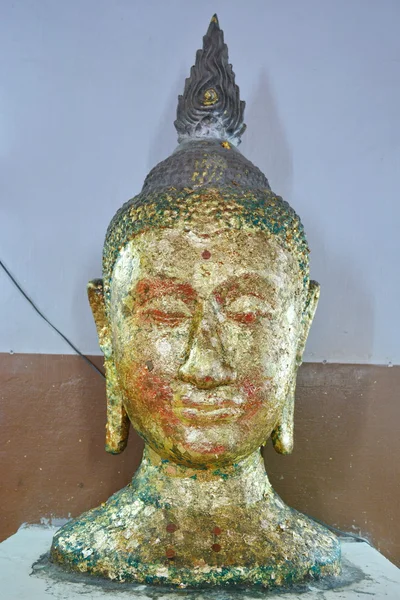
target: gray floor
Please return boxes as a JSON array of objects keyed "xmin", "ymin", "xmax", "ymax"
[{"xmin": 0, "ymin": 525, "xmax": 399, "ymax": 599}]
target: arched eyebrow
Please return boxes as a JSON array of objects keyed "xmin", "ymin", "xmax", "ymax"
[
  {"xmin": 134, "ymin": 278, "xmax": 197, "ymax": 306},
  {"xmin": 213, "ymin": 274, "xmax": 277, "ymax": 307}
]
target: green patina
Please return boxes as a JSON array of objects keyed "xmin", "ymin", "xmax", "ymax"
[
  {"xmin": 212, "ymin": 469, "xmax": 230, "ymax": 480},
  {"xmin": 102, "ymin": 186, "xmax": 310, "ymax": 308}
]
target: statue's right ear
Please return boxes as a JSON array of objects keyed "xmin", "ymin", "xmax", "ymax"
[
  {"xmin": 87, "ymin": 279, "xmax": 130, "ymax": 454},
  {"xmin": 87, "ymin": 279, "xmax": 112, "ymax": 358}
]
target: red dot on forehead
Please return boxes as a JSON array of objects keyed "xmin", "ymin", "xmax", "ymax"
[{"xmin": 202, "ymin": 249, "xmax": 211, "ymax": 260}]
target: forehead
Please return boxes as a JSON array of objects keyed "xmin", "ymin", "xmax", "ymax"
[{"xmin": 111, "ymin": 228, "xmax": 303, "ymax": 300}]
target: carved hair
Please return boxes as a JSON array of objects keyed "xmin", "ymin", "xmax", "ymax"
[{"xmin": 102, "ymin": 16, "xmax": 309, "ymax": 308}]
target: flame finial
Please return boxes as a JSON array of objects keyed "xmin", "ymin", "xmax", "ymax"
[{"xmin": 174, "ymin": 14, "xmax": 246, "ymax": 146}]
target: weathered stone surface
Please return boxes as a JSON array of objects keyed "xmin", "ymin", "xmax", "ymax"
[{"xmin": 51, "ymin": 15, "xmax": 340, "ymax": 586}]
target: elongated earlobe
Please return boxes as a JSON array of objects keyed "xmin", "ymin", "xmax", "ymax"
[
  {"xmin": 271, "ymin": 280, "xmax": 320, "ymax": 455},
  {"xmin": 271, "ymin": 379, "xmax": 295, "ymax": 454},
  {"xmin": 87, "ymin": 279, "xmax": 130, "ymax": 454},
  {"xmin": 103, "ymin": 355, "xmax": 130, "ymax": 454}
]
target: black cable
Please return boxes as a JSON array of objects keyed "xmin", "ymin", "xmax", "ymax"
[
  {"xmin": 0, "ymin": 259, "xmax": 105, "ymax": 379},
  {"xmin": 1, "ymin": 258, "xmax": 376, "ymax": 546}
]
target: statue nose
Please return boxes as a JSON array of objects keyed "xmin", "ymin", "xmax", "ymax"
[{"xmin": 178, "ymin": 315, "xmax": 236, "ymax": 389}]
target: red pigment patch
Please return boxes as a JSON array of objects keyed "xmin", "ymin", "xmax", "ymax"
[
  {"xmin": 166, "ymin": 548, "xmax": 175, "ymax": 559},
  {"xmin": 237, "ymin": 375, "xmax": 271, "ymax": 421},
  {"xmin": 214, "ymin": 293, "xmax": 224, "ymax": 305},
  {"xmin": 132, "ymin": 368, "xmax": 180, "ymax": 435},
  {"xmin": 166, "ymin": 523, "xmax": 178, "ymax": 533},
  {"xmin": 227, "ymin": 312, "xmax": 257, "ymax": 324},
  {"xmin": 202, "ymin": 249, "xmax": 211, "ymax": 260},
  {"xmin": 211, "ymin": 543, "xmax": 221, "ymax": 552},
  {"xmin": 213, "ymin": 526, "xmax": 222, "ymax": 536},
  {"xmin": 241, "ymin": 378, "xmax": 261, "ymax": 399},
  {"xmin": 141, "ymin": 309, "xmax": 188, "ymax": 327},
  {"xmin": 135, "ymin": 278, "xmax": 197, "ymax": 305}
]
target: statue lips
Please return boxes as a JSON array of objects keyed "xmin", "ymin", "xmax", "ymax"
[{"xmin": 174, "ymin": 391, "xmax": 245, "ymax": 424}]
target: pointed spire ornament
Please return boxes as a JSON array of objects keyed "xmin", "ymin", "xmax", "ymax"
[{"xmin": 175, "ymin": 14, "xmax": 246, "ymax": 146}]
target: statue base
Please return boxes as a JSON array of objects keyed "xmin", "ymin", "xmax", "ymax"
[{"xmin": 51, "ymin": 448, "xmax": 340, "ymax": 588}]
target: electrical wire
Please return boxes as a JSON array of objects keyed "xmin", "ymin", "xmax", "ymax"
[
  {"xmin": 1, "ymin": 258, "xmax": 374, "ymax": 546},
  {"xmin": 0, "ymin": 259, "xmax": 105, "ymax": 378}
]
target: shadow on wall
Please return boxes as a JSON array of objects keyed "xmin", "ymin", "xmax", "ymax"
[
  {"xmin": 241, "ymin": 68, "xmax": 376, "ymax": 364},
  {"xmin": 240, "ymin": 69, "xmax": 293, "ymax": 202},
  {"xmin": 146, "ymin": 69, "xmax": 187, "ymax": 175},
  {"xmin": 304, "ymin": 220, "xmax": 375, "ymax": 363}
]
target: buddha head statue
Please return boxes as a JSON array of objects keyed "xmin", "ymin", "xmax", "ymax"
[
  {"xmin": 88, "ymin": 18, "xmax": 318, "ymax": 468},
  {"xmin": 52, "ymin": 16, "xmax": 340, "ymax": 587}
]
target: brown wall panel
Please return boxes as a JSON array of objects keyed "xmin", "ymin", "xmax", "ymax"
[{"xmin": 1, "ymin": 354, "xmax": 398, "ymax": 565}]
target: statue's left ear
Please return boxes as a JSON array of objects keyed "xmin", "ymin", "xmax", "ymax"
[
  {"xmin": 271, "ymin": 280, "xmax": 320, "ymax": 454},
  {"xmin": 87, "ymin": 279, "xmax": 130, "ymax": 455},
  {"xmin": 295, "ymin": 280, "xmax": 320, "ymax": 369}
]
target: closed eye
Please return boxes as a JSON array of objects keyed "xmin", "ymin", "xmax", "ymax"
[
  {"xmin": 140, "ymin": 297, "xmax": 193, "ymax": 326},
  {"xmin": 224, "ymin": 295, "xmax": 273, "ymax": 325}
]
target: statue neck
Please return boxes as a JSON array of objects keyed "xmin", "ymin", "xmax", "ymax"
[{"xmin": 132, "ymin": 446, "xmax": 271, "ymax": 511}]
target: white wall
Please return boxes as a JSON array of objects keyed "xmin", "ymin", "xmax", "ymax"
[{"xmin": 1, "ymin": 0, "xmax": 399, "ymax": 364}]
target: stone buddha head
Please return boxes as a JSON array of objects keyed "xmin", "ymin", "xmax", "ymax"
[
  {"xmin": 52, "ymin": 15, "xmax": 340, "ymax": 587},
  {"xmin": 88, "ymin": 20, "xmax": 319, "ymax": 470}
]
